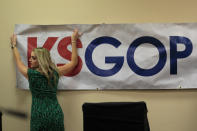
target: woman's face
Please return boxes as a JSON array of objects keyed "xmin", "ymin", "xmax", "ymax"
[{"xmin": 29, "ymin": 52, "xmax": 39, "ymax": 68}]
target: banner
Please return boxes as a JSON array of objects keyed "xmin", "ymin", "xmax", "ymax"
[{"xmin": 14, "ymin": 23, "xmax": 197, "ymax": 90}]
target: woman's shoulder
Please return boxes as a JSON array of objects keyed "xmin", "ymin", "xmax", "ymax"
[
  {"xmin": 27, "ymin": 68, "xmax": 34, "ymax": 74},
  {"xmin": 53, "ymin": 69, "xmax": 59, "ymax": 78},
  {"xmin": 27, "ymin": 68, "xmax": 43, "ymax": 76}
]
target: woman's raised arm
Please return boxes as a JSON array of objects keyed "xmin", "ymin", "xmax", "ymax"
[
  {"xmin": 11, "ymin": 34, "xmax": 28, "ymax": 79},
  {"xmin": 58, "ymin": 29, "xmax": 80, "ymax": 76}
]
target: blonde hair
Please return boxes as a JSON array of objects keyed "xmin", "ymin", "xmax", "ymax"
[{"xmin": 33, "ymin": 47, "xmax": 59, "ymax": 85}]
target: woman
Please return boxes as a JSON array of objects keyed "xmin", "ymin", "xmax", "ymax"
[{"xmin": 10, "ymin": 29, "xmax": 80, "ymax": 131}]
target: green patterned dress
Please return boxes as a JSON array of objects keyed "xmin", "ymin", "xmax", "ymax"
[{"xmin": 27, "ymin": 68, "xmax": 64, "ymax": 131}]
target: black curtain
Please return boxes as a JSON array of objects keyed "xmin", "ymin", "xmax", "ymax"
[
  {"xmin": 0, "ymin": 112, "xmax": 2, "ymax": 131},
  {"xmin": 83, "ymin": 102, "xmax": 150, "ymax": 131}
]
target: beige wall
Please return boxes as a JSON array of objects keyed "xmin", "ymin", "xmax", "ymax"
[{"xmin": 1, "ymin": 0, "xmax": 197, "ymax": 130}]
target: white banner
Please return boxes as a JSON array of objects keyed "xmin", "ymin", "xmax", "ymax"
[{"xmin": 14, "ymin": 23, "xmax": 197, "ymax": 90}]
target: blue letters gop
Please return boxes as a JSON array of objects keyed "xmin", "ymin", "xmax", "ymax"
[{"xmin": 85, "ymin": 36, "xmax": 193, "ymax": 77}]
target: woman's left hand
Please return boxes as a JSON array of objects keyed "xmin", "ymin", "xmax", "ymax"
[{"xmin": 10, "ymin": 34, "xmax": 17, "ymax": 46}]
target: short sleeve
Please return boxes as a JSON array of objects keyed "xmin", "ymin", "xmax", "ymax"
[
  {"xmin": 27, "ymin": 68, "xmax": 34, "ymax": 79},
  {"xmin": 54, "ymin": 70, "xmax": 59, "ymax": 79}
]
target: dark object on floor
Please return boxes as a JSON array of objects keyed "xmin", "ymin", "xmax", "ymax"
[
  {"xmin": 82, "ymin": 102, "xmax": 150, "ymax": 131},
  {"xmin": 0, "ymin": 107, "xmax": 27, "ymax": 119},
  {"xmin": 0, "ymin": 107, "xmax": 27, "ymax": 131}
]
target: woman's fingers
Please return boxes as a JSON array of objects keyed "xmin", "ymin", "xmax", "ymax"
[
  {"xmin": 11, "ymin": 34, "xmax": 17, "ymax": 45},
  {"xmin": 72, "ymin": 29, "xmax": 81, "ymax": 41}
]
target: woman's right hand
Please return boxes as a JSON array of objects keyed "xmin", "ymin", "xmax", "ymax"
[
  {"xmin": 71, "ymin": 29, "xmax": 80, "ymax": 42},
  {"xmin": 10, "ymin": 34, "xmax": 17, "ymax": 46}
]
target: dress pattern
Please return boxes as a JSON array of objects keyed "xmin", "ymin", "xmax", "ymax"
[{"xmin": 28, "ymin": 68, "xmax": 64, "ymax": 131}]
